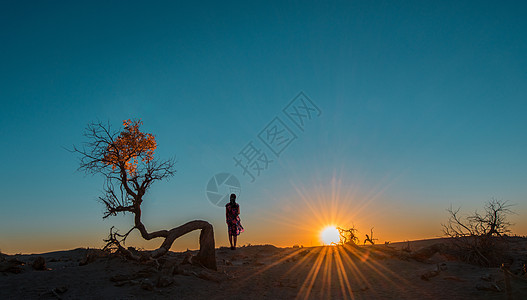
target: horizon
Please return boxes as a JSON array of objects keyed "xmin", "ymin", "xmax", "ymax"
[{"xmin": 1, "ymin": 1, "xmax": 526, "ymax": 255}]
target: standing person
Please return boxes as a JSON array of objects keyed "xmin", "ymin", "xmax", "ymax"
[{"xmin": 226, "ymin": 193, "xmax": 244, "ymax": 250}]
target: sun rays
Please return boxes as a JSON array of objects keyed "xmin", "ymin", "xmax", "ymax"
[
  {"xmin": 228, "ymin": 241, "xmax": 429, "ymax": 300},
  {"xmin": 232, "ymin": 171, "xmax": 426, "ymax": 299},
  {"xmin": 254, "ymin": 171, "xmax": 397, "ymax": 248},
  {"xmin": 293, "ymin": 245, "xmax": 430, "ymax": 299}
]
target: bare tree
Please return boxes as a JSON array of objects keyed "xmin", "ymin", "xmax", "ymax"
[
  {"xmin": 336, "ymin": 226, "xmax": 359, "ymax": 245},
  {"xmin": 71, "ymin": 120, "xmax": 216, "ymax": 270},
  {"xmin": 443, "ymin": 198, "xmax": 514, "ymax": 238},
  {"xmin": 363, "ymin": 227, "xmax": 378, "ymax": 245},
  {"xmin": 442, "ymin": 198, "xmax": 514, "ymax": 266},
  {"xmin": 470, "ymin": 199, "xmax": 514, "ymax": 237}
]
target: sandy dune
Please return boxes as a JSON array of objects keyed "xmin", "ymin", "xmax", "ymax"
[{"xmin": 1, "ymin": 238, "xmax": 527, "ymax": 299}]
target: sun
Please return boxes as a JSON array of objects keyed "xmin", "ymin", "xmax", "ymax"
[{"xmin": 320, "ymin": 226, "xmax": 340, "ymax": 245}]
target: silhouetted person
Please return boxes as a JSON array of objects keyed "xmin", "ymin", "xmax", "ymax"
[{"xmin": 226, "ymin": 193, "xmax": 244, "ymax": 250}]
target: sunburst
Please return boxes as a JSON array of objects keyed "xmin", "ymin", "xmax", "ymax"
[
  {"xmin": 235, "ymin": 172, "xmax": 424, "ymax": 299},
  {"xmin": 320, "ymin": 226, "xmax": 340, "ymax": 245}
]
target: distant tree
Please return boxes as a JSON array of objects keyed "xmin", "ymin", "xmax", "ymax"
[
  {"xmin": 442, "ymin": 198, "xmax": 514, "ymax": 238},
  {"xmin": 442, "ymin": 198, "xmax": 515, "ymax": 266},
  {"xmin": 363, "ymin": 227, "xmax": 378, "ymax": 245},
  {"xmin": 72, "ymin": 119, "xmax": 216, "ymax": 269},
  {"xmin": 336, "ymin": 226, "xmax": 359, "ymax": 245}
]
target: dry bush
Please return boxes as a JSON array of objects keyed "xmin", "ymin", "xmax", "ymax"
[
  {"xmin": 337, "ymin": 226, "xmax": 359, "ymax": 245},
  {"xmin": 363, "ymin": 227, "xmax": 378, "ymax": 245},
  {"xmin": 442, "ymin": 198, "xmax": 515, "ymax": 267}
]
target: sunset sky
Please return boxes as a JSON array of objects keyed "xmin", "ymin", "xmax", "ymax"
[{"xmin": 1, "ymin": 1, "xmax": 526, "ymax": 254}]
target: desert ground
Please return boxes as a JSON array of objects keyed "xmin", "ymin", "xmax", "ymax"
[{"xmin": 1, "ymin": 238, "xmax": 527, "ymax": 299}]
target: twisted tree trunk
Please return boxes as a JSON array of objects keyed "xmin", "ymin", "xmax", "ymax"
[
  {"xmin": 132, "ymin": 205, "xmax": 216, "ymax": 270},
  {"xmin": 147, "ymin": 220, "xmax": 216, "ymax": 270}
]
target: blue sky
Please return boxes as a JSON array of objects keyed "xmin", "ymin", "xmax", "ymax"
[{"xmin": 1, "ymin": 0, "xmax": 526, "ymax": 253}]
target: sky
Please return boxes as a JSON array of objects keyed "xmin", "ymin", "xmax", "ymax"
[{"xmin": 1, "ymin": 0, "xmax": 526, "ymax": 254}]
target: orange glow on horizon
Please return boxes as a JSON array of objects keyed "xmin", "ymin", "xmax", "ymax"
[{"xmin": 253, "ymin": 172, "xmax": 385, "ymax": 248}]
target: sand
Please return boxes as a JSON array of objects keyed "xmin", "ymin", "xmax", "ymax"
[{"xmin": 1, "ymin": 238, "xmax": 527, "ymax": 299}]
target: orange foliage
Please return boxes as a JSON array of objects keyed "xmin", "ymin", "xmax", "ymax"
[{"xmin": 103, "ymin": 119, "xmax": 157, "ymax": 176}]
